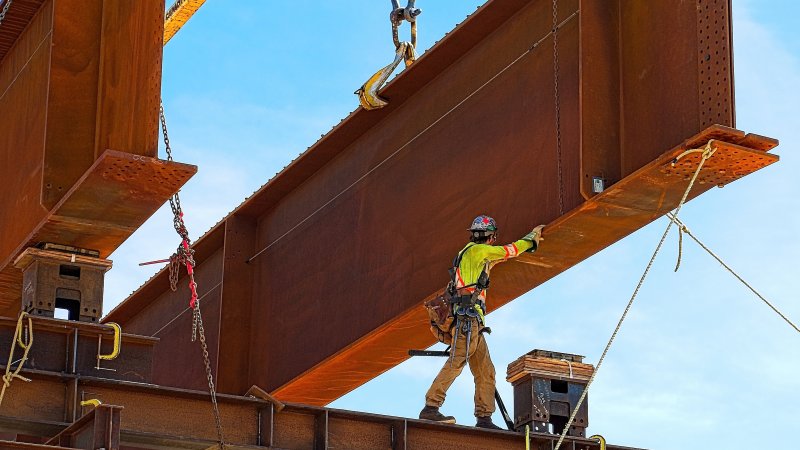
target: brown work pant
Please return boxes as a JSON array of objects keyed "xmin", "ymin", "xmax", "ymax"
[{"xmin": 424, "ymin": 319, "xmax": 496, "ymax": 417}]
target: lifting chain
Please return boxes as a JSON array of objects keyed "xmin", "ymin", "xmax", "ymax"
[
  {"xmin": 551, "ymin": 0, "xmax": 565, "ymax": 216},
  {"xmin": 0, "ymin": 0, "xmax": 13, "ymax": 28},
  {"xmin": 390, "ymin": 0, "xmax": 420, "ymax": 50},
  {"xmin": 159, "ymin": 103, "xmax": 226, "ymax": 450},
  {"xmin": 356, "ymin": 1, "xmax": 421, "ymax": 110},
  {"xmin": 0, "ymin": 312, "xmax": 33, "ymax": 407}
]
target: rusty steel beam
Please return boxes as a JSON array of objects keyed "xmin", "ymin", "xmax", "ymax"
[
  {"xmin": 0, "ymin": 1, "xmax": 46, "ymax": 63},
  {"xmin": 0, "ymin": 0, "xmax": 197, "ymax": 316},
  {"xmin": 0, "ymin": 367, "xmax": 643, "ymax": 450},
  {"xmin": 44, "ymin": 404, "xmax": 121, "ymax": 450},
  {"xmin": 0, "ymin": 442, "xmax": 72, "ymax": 450},
  {"xmin": 0, "ymin": 315, "xmax": 157, "ymax": 384},
  {"xmin": 105, "ymin": 0, "xmax": 778, "ymax": 407}
]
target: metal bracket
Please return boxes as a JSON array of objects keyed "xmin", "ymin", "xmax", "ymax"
[{"xmin": 95, "ymin": 322, "xmax": 121, "ymax": 371}]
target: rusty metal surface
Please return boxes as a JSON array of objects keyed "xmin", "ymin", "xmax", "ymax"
[
  {"xmin": 0, "ymin": 1, "xmax": 53, "ymax": 319},
  {"xmin": 14, "ymin": 249, "xmax": 112, "ymax": 322},
  {"xmin": 0, "ymin": 0, "xmax": 176, "ymax": 315},
  {"xmin": 43, "ymin": 0, "xmax": 165, "ymax": 209},
  {"xmin": 0, "ymin": 315, "xmax": 157, "ymax": 383},
  {"xmin": 102, "ymin": 0, "xmax": 778, "ymax": 407},
  {"xmin": 264, "ymin": 126, "xmax": 777, "ymax": 405},
  {"xmin": 123, "ymin": 246, "xmax": 224, "ymax": 392},
  {"xmin": 44, "ymin": 405, "xmax": 121, "ymax": 450},
  {"xmin": 0, "ymin": 151, "xmax": 196, "ymax": 316},
  {"xmin": 0, "ymin": 442, "xmax": 72, "ymax": 450},
  {"xmin": 0, "ymin": 1, "xmax": 46, "ymax": 63},
  {"xmin": 0, "ymin": 366, "xmax": 644, "ymax": 450}
]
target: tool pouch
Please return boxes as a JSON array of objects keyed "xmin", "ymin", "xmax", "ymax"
[{"xmin": 424, "ymin": 289, "xmax": 455, "ymax": 344}]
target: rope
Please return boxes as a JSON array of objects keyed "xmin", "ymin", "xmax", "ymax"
[
  {"xmin": 248, "ymin": 9, "xmax": 581, "ymax": 264},
  {"xmin": 159, "ymin": 103, "xmax": 226, "ymax": 450},
  {"xmin": 667, "ymin": 213, "xmax": 800, "ymax": 334},
  {"xmin": 674, "ymin": 223, "xmax": 684, "ymax": 272},
  {"xmin": 0, "ymin": 312, "xmax": 33, "ymax": 407},
  {"xmin": 553, "ymin": 141, "xmax": 717, "ymax": 450}
]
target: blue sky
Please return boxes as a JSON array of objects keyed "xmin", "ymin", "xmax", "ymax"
[{"xmin": 104, "ymin": 1, "xmax": 799, "ymax": 448}]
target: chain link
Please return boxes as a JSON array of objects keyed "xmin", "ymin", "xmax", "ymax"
[
  {"xmin": 551, "ymin": 0, "xmax": 564, "ymax": 216},
  {"xmin": 0, "ymin": 0, "xmax": 14, "ymax": 27},
  {"xmin": 159, "ymin": 103, "xmax": 174, "ymax": 162},
  {"xmin": 160, "ymin": 101, "xmax": 225, "ymax": 450},
  {"xmin": 390, "ymin": 1, "xmax": 419, "ymax": 46},
  {"xmin": 194, "ymin": 302, "xmax": 226, "ymax": 449}
]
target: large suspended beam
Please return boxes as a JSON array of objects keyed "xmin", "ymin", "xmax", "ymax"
[
  {"xmin": 0, "ymin": 0, "xmax": 197, "ymax": 316},
  {"xmin": 106, "ymin": 0, "xmax": 779, "ymax": 405}
]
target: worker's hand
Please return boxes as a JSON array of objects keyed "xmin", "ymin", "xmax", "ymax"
[{"xmin": 523, "ymin": 225, "xmax": 545, "ymax": 246}]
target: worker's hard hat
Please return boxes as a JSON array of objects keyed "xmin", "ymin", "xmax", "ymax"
[{"xmin": 468, "ymin": 215, "xmax": 497, "ymax": 233}]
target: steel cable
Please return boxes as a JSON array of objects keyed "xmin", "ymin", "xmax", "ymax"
[{"xmin": 551, "ymin": 0, "xmax": 565, "ymax": 215}]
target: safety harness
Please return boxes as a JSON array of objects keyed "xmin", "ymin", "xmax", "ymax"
[
  {"xmin": 446, "ymin": 243, "xmax": 493, "ymax": 364},
  {"xmin": 425, "ymin": 242, "xmax": 493, "ymax": 364},
  {"xmin": 447, "ymin": 243, "xmax": 489, "ymax": 325}
]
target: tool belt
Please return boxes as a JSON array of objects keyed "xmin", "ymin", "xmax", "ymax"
[
  {"xmin": 424, "ymin": 243, "xmax": 488, "ymax": 344},
  {"xmin": 425, "ymin": 286, "xmax": 486, "ymax": 344}
]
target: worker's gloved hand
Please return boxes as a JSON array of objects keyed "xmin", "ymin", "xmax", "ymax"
[{"xmin": 522, "ymin": 225, "xmax": 545, "ymax": 252}]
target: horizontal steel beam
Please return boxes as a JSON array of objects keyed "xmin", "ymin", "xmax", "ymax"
[
  {"xmin": 45, "ymin": 404, "xmax": 122, "ymax": 450},
  {"xmin": 0, "ymin": 368, "xmax": 644, "ymax": 450},
  {"xmin": 105, "ymin": 0, "xmax": 777, "ymax": 409},
  {"xmin": 0, "ymin": 0, "xmax": 186, "ymax": 316}
]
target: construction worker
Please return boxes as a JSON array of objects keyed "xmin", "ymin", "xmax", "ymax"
[{"xmin": 419, "ymin": 215, "xmax": 544, "ymax": 429}]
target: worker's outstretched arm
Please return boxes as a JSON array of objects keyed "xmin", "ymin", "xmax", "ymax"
[{"xmin": 480, "ymin": 225, "xmax": 545, "ymax": 263}]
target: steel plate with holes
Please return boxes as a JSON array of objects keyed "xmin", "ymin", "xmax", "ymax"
[
  {"xmin": 662, "ymin": 141, "xmax": 777, "ymax": 188},
  {"xmin": 0, "ymin": 150, "xmax": 196, "ymax": 316}
]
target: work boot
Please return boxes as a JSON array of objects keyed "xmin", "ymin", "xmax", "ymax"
[
  {"xmin": 419, "ymin": 405, "xmax": 456, "ymax": 424},
  {"xmin": 475, "ymin": 416, "xmax": 503, "ymax": 430}
]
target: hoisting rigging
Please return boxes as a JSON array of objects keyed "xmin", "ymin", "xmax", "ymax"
[
  {"xmin": 148, "ymin": 1, "xmax": 794, "ymax": 448},
  {"xmin": 0, "ymin": 0, "xmax": 783, "ymax": 447},
  {"xmin": 356, "ymin": 0, "xmax": 421, "ymax": 110}
]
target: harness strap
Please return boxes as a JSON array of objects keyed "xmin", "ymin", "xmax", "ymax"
[{"xmin": 449, "ymin": 243, "xmax": 489, "ymax": 324}]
